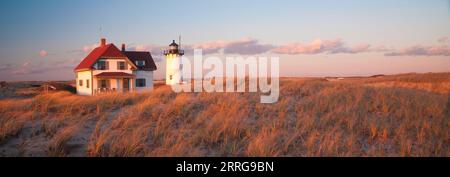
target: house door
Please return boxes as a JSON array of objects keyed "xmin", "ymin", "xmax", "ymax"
[{"xmin": 123, "ymin": 78, "xmax": 130, "ymax": 92}]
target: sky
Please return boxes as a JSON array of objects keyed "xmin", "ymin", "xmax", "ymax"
[{"xmin": 0, "ymin": 0, "xmax": 449, "ymax": 81}]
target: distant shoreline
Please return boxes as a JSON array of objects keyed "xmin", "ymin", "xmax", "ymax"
[{"xmin": 1, "ymin": 72, "xmax": 449, "ymax": 83}]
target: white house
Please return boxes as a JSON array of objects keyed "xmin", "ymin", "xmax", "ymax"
[{"xmin": 74, "ymin": 38, "xmax": 157, "ymax": 95}]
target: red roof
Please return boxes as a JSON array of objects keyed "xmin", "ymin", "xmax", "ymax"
[
  {"xmin": 94, "ymin": 72, "xmax": 135, "ymax": 78},
  {"xmin": 74, "ymin": 44, "xmax": 129, "ymax": 71}
]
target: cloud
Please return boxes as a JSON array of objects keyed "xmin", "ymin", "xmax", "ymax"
[
  {"xmin": 66, "ymin": 43, "xmax": 100, "ymax": 55},
  {"xmin": 270, "ymin": 37, "xmax": 450, "ymax": 57},
  {"xmin": 371, "ymin": 45, "xmax": 393, "ymax": 52},
  {"xmin": 271, "ymin": 39, "xmax": 341, "ymax": 55},
  {"xmin": 83, "ymin": 44, "xmax": 99, "ymax": 53},
  {"xmin": 128, "ymin": 38, "xmax": 273, "ymax": 56},
  {"xmin": 271, "ymin": 39, "xmax": 375, "ymax": 55},
  {"xmin": 8, "ymin": 60, "xmax": 32, "ymax": 75},
  {"xmin": 22, "ymin": 61, "xmax": 31, "ymax": 67},
  {"xmin": 384, "ymin": 45, "xmax": 450, "ymax": 56},
  {"xmin": 134, "ymin": 44, "xmax": 153, "ymax": 51},
  {"xmin": 438, "ymin": 36, "xmax": 449, "ymax": 43},
  {"xmin": 0, "ymin": 63, "xmax": 15, "ymax": 72},
  {"xmin": 129, "ymin": 44, "xmax": 164, "ymax": 54},
  {"xmin": 382, "ymin": 36, "xmax": 450, "ymax": 56},
  {"xmin": 190, "ymin": 39, "xmax": 234, "ymax": 54},
  {"xmin": 223, "ymin": 39, "xmax": 274, "ymax": 55},
  {"xmin": 329, "ymin": 43, "xmax": 372, "ymax": 54},
  {"xmin": 9, "ymin": 58, "xmax": 80, "ymax": 75},
  {"xmin": 11, "ymin": 61, "xmax": 32, "ymax": 75},
  {"xmin": 188, "ymin": 37, "xmax": 274, "ymax": 55},
  {"xmin": 66, "ymin": 37, "xmax": 450, "ymax": 60},
  {"xmin": 39, "ymin": 50, "xmax": 48, "ymax": 57}
]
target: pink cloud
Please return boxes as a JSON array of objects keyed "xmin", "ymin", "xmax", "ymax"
[
  {"xmin": 188, "ymin": 38, "xmax": 244, "ymax": 54},
  {"xmin": 132, "ymin": 44, "xmax": 163, "ymax": 52},
  {"xmin": 385, "ymin": 45, "xmax": 450, "ymax": 56},
  {"xmin": 11, "ymin": 69, "xmax": 28, "ymax": 75},
  {"xmin": 0, "ymin": 63, "xmax": 14, "ymax": 72},
  {"xmin": 192, "ymin": 39, "xmax": 233, "ymax": 50},
  {"xmin": 22, "ymin": 61, "xmax": 31, "ymax": 67},
  {"xmin": 39, "ymin": 50, "xmax": 48, "ymax": 57},
  {"xmin": 350, "ymin": 44, "xmax": 371, "ymax": 52},
  {"xmin": 66, "ymin": 43, "xmax": 99, "ymax": 55},
  {"xmin": 10, "ymin": 59, "xmax": 78, "ymax": 75},
  {"xmin": 188, "ymin": 37, "xmax": 274, "ymax": 55},
  {"xmin": 371, "ymin": 45, "xmax": 393, "ymax": 52},
  {"xmin": 134, "ymin": 44, "xmax": 151, "ymax": 51},
  {"xmin": 271, "ymin": 39, "xmax": 397, "ymax": 55},
  {"xmin": 329, "ymin": 43, "xmax": 372, "ymax": 54},
  {"xmin": 271, "ymin": 39, "xmax": 372, "ymax": 55},
  {"xmin": 223, "ymin": 39, "xmax": 274, "ymax": 55},
  {"xmin": 68, "ymin": 37, "xmax": 450, "ymax": 59},
  {"xmin": 123, "ymin": 38, "xmax": 271, "ymax": 56},
  {"xmin": 11, "ymin": 61, "xmax": 32, "ymax": 75},
  {"xmin": 83, "ymin": 44, "xmax": 99, "ymax": 53}
]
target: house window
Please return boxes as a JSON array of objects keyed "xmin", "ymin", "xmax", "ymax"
[
  {"xmin": 117, "ymin": 61, "xmax": 126, "ymax": 70},
  {"xmin": 86, "ymin": 79, "xmax": 90, "ymax": 88},
  {"xmin": 136, "ymin": 79, "xmax": 146, "ymax": 87},
  {"xmin": 99, "ymin": 80, "xmax": 109, "ymax": 88},
  {"xmin": 98, "ymin": 61, "xmax": 109, "ymax": 70},
  {"xmin": 79, "ymin": 79, "xmax": 83, "ymax": 87},
  {"xmin": 136, "ymin": 60, "xmax": 145, "ymax": 66}
]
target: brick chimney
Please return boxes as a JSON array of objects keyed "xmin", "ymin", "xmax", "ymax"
[
  {"xmin": 100, "ymin": 38, "xmax": 106, "ymax": 46},
  {"xmin": 121, "ymin": 44, "xmax": 126, "ymax": 51}
]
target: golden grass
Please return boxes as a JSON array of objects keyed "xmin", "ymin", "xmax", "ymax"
[
  {"xmin": 47, "ymin": 124, "xmax": 78, "ymax": 156},
  {"xmin": 0, "ymin": 73, "xmax": 449, "ymax": 157}
]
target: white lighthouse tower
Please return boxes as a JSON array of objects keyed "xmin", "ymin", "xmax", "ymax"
[{"xmin": 164, "ymin": 39, "xmax": 184, "ymax": 85}]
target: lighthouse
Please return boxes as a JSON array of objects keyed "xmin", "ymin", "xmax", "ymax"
[{"xmin": 164, "ymin": 39, "xmax": 184, "ymax": 85}]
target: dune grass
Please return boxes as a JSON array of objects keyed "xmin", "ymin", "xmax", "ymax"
[{"xmin": 0, "ymin": 73, "xmax": 448, "ymax": 157}]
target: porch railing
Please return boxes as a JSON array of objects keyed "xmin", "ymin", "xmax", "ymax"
[
  {"xmin": 94, "ymin": 88, "xmax": 134, "ymax": 95},
  {"xmin": 94, "ymin": 88, "xmax": 116, "ymax": 95}
]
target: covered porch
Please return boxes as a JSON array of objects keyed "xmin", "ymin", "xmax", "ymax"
[{"xmin": 93, "ymin": 72, "xmax": 135, "ymax": 94}]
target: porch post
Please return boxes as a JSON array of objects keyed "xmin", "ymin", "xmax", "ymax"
[
  {"xmin": 131, "ymin": 78, "xmax": 135, "ymax": 91},
  {"xmin": 117, "ymin": 78, "xmax": 120, "ymax": 92}
]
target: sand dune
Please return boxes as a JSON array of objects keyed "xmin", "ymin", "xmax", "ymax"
[{"xmin": 0, "ymin": 73, "xmax": 448, "ymax": 157}]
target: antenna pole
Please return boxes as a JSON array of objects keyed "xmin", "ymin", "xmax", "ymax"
[
  {"xmin": 179, "ymin": 35, "xmax": 181, "ymax": 49},
  {"xmin": 99, "ymin": 26, "xmax": 103, "ymax": 39}
]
